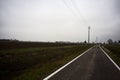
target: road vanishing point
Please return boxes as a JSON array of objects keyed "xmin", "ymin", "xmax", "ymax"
[{"xmin": 44, "ymin": 45, "xmax": 120, "ymax": 80}]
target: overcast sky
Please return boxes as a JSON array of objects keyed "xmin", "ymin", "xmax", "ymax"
[{"xmin": 0, "ymin": 0, "xmax": 120, "ymax": 42}]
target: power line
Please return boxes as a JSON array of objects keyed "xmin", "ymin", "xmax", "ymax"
[
  {"xmin": 62, "ymin": 0, "xmax": 79, "ymax": 18},
  {"xmin": 62, "ymin": 0, "xmax": 89, "ymax": 26},
  {"xmin": 62, "ymin": 0, "xmax": 91, "ymax": 43},
  {"xmin": 69, "ymin": 0, "xmax": 91, "ymax": 43},
  {"xmin": 69, "ymin": 0, "xmax": 88, "ymax": 26}
]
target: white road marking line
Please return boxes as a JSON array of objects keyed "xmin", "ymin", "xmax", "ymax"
[
  {"xmin": 100, "ymin": 46, "xmax": 120, "ymax": 71},
  {"xmin": 43, "ymin": 46, "xmax": 94, "ymax": 80}
]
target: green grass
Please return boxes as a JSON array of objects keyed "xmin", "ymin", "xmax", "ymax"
[
  {"xmin": 0, "ymin": 44, "xmax": 93, "ymax": 80},
  {"xmin": 102, "ymin": 44, "xmax": 120, "ymax": 67}
]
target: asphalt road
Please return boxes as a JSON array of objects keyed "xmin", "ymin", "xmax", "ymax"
[{"xmin": 45, "ymin": 45, "xmax": 120, "ymax": 80}]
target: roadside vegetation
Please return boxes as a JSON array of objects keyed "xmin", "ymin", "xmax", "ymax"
[
  {"xmin": 0, "ymin": 41, "xmax": 93, "ymax": 80},
  {"xmin": 103, "ymin": 44, "xmax": 120, "ymax": 67}
]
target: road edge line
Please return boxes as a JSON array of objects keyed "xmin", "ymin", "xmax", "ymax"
[
  {"xmin": 99, "ymin": 45, "xmax": 120, "ymax": 71},
  {"xmin": 43, "ymin": 46, "xmax": 93, "ymax": 80}
]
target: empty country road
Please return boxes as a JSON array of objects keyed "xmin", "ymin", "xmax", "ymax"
[{"xmin": 44, "ymin": 45, "xmax": 120, "ymax": 80}]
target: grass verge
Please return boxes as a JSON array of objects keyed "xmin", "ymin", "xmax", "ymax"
[{"xmin": 102, "ymin": 44, "xmax": 120, "ymax": 67}]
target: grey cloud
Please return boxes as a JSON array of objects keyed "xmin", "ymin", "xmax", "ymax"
[{"xmin": 0, "ymin": 0, "xmax": 120, "ymax": 42}]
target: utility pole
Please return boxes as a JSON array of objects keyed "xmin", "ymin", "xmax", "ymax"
[
  {"xmin": 88, "ymin": 26, "xmax": 90, "ymax": 43},
  {"xmin": 96, "ymin": 37, "xmax": 98, "ymax": 44}
]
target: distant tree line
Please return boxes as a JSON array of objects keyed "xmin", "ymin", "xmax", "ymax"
[
  {"xmin": 1, "ymin": 39, "xmax": 120, "ymax": 45},
  {"xmin": 0, "ymin": 39, "xmax": 19, "ymax": 42},
  {"xmin": 107, "ymin": 39, "xmax": 120, "ymax": 45}
]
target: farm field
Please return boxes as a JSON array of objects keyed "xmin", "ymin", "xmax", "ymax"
[{"xmin": 0, "ymin": 41, "xmax": 93, "ymax": 80}]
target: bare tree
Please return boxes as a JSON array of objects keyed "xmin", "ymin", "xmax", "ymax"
[{"xmin": 107, "ymin": 39, "xmax": 113, "ymax": 44}]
